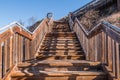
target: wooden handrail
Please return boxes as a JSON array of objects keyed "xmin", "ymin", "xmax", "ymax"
[
  {"xmin": 0, "ymin": 17, "xmax": 54, "ymax": 79},
  {"xmin": 69, "ymin": 14, "xmax": 120, "ymax": 80}
]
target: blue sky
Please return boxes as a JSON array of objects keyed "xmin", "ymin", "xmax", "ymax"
[{"xmin": 0, "ymin": 0, "xmax": 92, "ymax": 27}]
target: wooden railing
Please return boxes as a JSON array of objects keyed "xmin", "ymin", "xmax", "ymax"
[
  {"xmin": 69, "ymin": 14, "xmax": 120, "ymax": 80},
  {"xmin": 0, "ymin": 18, "xmax": 53, "ymax": 80}
]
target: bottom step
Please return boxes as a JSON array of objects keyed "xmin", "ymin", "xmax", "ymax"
[{"xmin": 11, "ymin": 71, "xmax": 107, "ymax": 80}]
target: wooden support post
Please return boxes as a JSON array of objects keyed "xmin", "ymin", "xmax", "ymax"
[
  {"xmin": 25, "ymin": 38, "xmax": 30, "ymax": 60},
  {"xmin": 115, "ymin": 43, "xmax": 120, "ymax": 79},
  {"xmin": 10, "ymin": 36, "xmax": 13, "ymax": 67},
  {"xmin": 20, "ymin": 36, "xmax": 23, "ymax": 62},
  {"xmin": 15, "ymin": 34, "xmax": 18, "ymax": 64},
  {"xmin": 12, "ymin": 34, "xmax": 16, "ymax": 64},
  {"xmin": 4, "ymin": 40, "xmax": 7, "ymax": 75},
  {"xmin": 6, "ymin": 38, "xmax": 10, "ymax": 72},
  {"xmin": 18, "ymin": 35, "xmax": 20, "ymax": 63},
  {"xmin": 0, "ymin": 44, "xmax": 2, "ymax": 78},
  {"xmin": 117, "ymin": 0, "xmax": 120, "ymax": 11}
]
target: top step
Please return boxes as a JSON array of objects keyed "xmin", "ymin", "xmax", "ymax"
[{"xmin": 47, "ymin": 32, "xmax": 75, "ymax": 34}]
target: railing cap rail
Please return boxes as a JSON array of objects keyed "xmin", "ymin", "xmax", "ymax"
[
  {"xmin": 0, "ymin": 17, "xmax": 53, "ymax": 35},
  {"xmin": 0, "ymin": 21, "xmax": 33, "ymax": 34},
  {"xmin": 75, "ymin": 17, "xmax": 120, "ymax": 36}
]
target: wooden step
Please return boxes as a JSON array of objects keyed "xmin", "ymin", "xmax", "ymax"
[
  {"xmin": 44, "ymin": 37, "xmax": 77, "ymax": 40},
  {"xmin": 11, "ymin": 71, "xmax": 107, "ymax": 80},
  {"xmin": 17, "ymin": 60, "xmax": 101, "ymax": 68},
  {"xmin": 43, "ymin": 40, "xmax": 79, "ymax": 43},
  {"xmin": 42, "ymin": 42, "xmax": 80, "ymax": 45},
  {"xmin": 36, "ymin": 55, "xmax": 85, "ymax": 60},
  {"xmin": 46, "ymin": 32, "xmax": 75, "ymax": 34},
  {"xmin": 18, "ymin": 66, "xmax": 102, "ymax": 72},
  {"xmin": 38, "ymin": 51, "xmax": 84, "ymax": 55},
  {"xmin": 38, "ymin": 53, "xmax": 84, "ymax": 57},
  {"xmin": 41, "ymin": 44, "xmax": 81, "ymax": 46},
  {"xmin": 46, "ymin": 32, "xmax": 76, "ymax": 37},
  {"xmin": 52, "ymin": 27, "xmax": 70, "ymax": 29},
  {"xmin": 39, "ymin": 50, "xmax": 83, "ymax": 53},
  {"xmin": 12, "ymin": 71, "xmax": 106, "ymax": 76},
  {"xmin": 40, "ymin": 47, "xmax": 82, "ymax": 50},
  {"xmin": 46, "ymin": 34, "xmax": 75, "ymax": 37},
  {"xmin": 44, "ymin": 38, "xmax": 78, "ymax": 40},
  {"xmin": 40, "ymin": 50, "xmax": 82, "ymax": 52},
  {"xmin": 52, "ymin": 29, "xmax": 71, "ymax": 31},
  {"xmin": 40, "ymin": 46, "xmax": 81, "ymax": 49},
  {"xmin": 41, "ymin": 44, "xmax": 81, "ymax": 47},
  {"xmin": 46, "ymin": 35, "xmax": 76, "ymax": 37},
  {"xmin": 48, "ymin": 32, "xmax": 75, "ymax": 34},
  {"xmin": 52, "ymin": 31, "xmax": 71, "ymax": 32}
]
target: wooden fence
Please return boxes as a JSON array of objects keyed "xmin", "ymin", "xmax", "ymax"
[
  {"xmin": 0, "ymin": 18, "xmax": 53, "ymax": 80},
  {"xmin": 69, "ymin": 14, "xmax": 120, "ymax": 80}
]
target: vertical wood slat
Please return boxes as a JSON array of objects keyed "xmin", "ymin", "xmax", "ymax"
[
  {"xmin": 12, "ymin": 34, "xmax": 16, "ymax": 64},
  {"xmin": 15, "ymin": 33, "xmax": 18, "ymax": 64},
  {"xmin": 95, "ymin": 35, "xmax": 97, "ymax": 61},
  {"xmin": 25, "ymin": 38, "xmax": 30, "ymax": 60},
  {"xmin": 17, "ymin": 35, "xmax": 20, "ymax": 63},
  {"xmin": 105, "ymin": 32, "xmax": 108, "ymax": 65},
  {"xmin": 4, "ymin": 40, "xmax": 7, "ymax": 75},
  {"xmin": 107, "ymin": 35, "xmax": 112, "ymax": 71},
  {"xmin": 101, "ymin": 32, "xmax": 105, "ymax": 63},
  {"xmin": 115, "ymin": 43, "xmax": 120, "ymax": 79},
  {"xmin": 27, "ymin": 39, "xmax": 30, "ymax": 60},
  {"xmin": 112, "ymin": 40, "xmax": 116, "ymax": 77},
  {"xmin": 20, "ymin": 36, "xmax": 23, "ymax": 62},
  {"xmin": 6, "ymin": 38, "xmax": 10, "ymax": 71},
  {"xmin": 10, "ymin": 36, "xmax": 13, "ymax": 67},
  {"xmin": 0, "ymin": 44, "xmax": 2, "ymax": 78}
]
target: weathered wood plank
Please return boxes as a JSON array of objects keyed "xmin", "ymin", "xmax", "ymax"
[
  {"xmin": 0, "ymin": 44, "xmax": 2, "ymax": 78},
  {"xmin": 10, "ymin": 36, "xmax": 13, "ymax": 67},
  {"xmin": 0, "ymin": 30, "xmax": 12, "ymax": 44},
  {"xmin": 6, "ymin": 38, "xmax": 10, "ymax": 72},
  {"xmin": 112, "ymin": 39, "xmax": 116, "ymax": 77},
  {"xmin": 4, "ymin": 40, "xmax": 7, "ymax": 75},
  {"xmin": 115, "ymin": 43, "xmax": 120, "ymax": 79}
]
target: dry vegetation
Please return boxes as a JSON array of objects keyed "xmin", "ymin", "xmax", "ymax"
[
  {"xmin": 79, "ymin": 10, "xmax": 100, "ymax": 30},
  {"xmin": 79, "ymin": 8, "xmax": 120, "ymax": 30},
  {"xmin": 101, "ymin": 12, "xmax": 120, "ymax": 27}
]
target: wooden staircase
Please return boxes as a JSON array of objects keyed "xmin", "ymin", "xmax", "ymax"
[{"xmin": 11, "ymin": 23, "xmax": 107, "ymax": 80}]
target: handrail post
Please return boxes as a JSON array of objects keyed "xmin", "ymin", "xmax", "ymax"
[{"xmin": 68, "ymin": 13, "xmax": 74, "ymax": 31}]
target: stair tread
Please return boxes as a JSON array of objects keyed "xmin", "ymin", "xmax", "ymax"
[
  {"xmin": 40, "ymin": 47, "xmax": 82, "ymax": 49},
  {"xmin": 17, "ymin": 60, "xmax": 101, "ymax": 68},
  {"xmin": 43, "ymin": 42, "xmax": 79, "ymax": 44},
  {"xmin": 11, "ymin": 71, "xmax": 106, "ymax": 77},
  {"xmin": 43, "ymin": 41, "xmax": 79, "ymax": 43},
  {"xmin": 47, "ymin": 32, "xmax": 75, "ymax": 34},
  {"xmin": 37, "ymin": 54, "xmax": 84, "ymax": 57},
  {"xmin": 45, "ymin": 37, "xmax": 77, "ymax": 38},
  {"xmin": 41, "ymin": 44, "xmax": 81, "ymax": 46},
  {"xmin": 38, "ymin": 51, "xmax": 83, "ymax": 54},
  {"xmin": 44, "ymin": 38, "xmax": 78, "ymax": 41}
]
